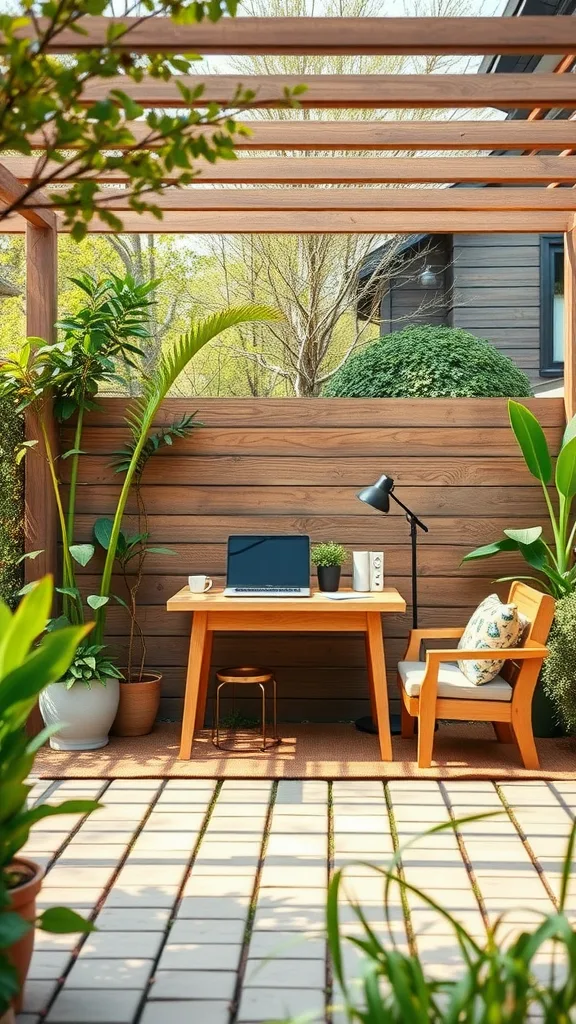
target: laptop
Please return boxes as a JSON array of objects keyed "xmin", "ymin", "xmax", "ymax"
[{"xmin": 224, "ymin": 535, "xmax": 311, "ymax": 597}]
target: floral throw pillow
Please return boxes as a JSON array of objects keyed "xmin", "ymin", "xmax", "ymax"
[{"xmin": 457, "ymin": 593, "xmax": 524, "ymax": 685}]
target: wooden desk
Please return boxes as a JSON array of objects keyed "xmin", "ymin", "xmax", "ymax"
[{"xmin": 167, "ymin": 587, "xmax": 406, "ymax": 761}]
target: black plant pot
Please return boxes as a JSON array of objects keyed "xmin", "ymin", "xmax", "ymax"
[{"xmin": 317, "ymin": 564, "xmax": 341, "ymax": 592}]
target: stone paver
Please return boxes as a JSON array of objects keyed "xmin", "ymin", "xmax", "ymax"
[{"xmin": 19, "ymin": 777, "xmax": 568, "ymax": 1024}]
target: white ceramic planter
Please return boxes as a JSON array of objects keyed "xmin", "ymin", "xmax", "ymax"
[{"xmin": 39, "ymin": 679, "xmax": 120, "ymax": 751}]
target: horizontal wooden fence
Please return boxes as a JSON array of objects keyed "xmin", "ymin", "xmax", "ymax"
[{"xmin": 64, "ymin": 397, "xmax": 564, "ymax": 724}]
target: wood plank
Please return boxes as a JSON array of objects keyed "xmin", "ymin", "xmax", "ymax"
[
  {"xmin": 2, "ymin": 209, "xmax": 569, "ymax": 234},
  {"xmin": 28, "ymin": 16, "xmax": 576, "ymax": 56},
  {"xmin": 0, "ymin": 161, "xmax": 58, "ymax": 230},
  {"xmin": 83, "ymin": 396, "xmax": 564, "ymax": 428},
  {"xmin": 81, "ymin": 573, "xmax": 507, "ymax": 607},
  {"xmin": 72, "ymin": 540, "xmax": 527, "ymax": 579},
  {"xmin": 161, "ymin": 695, "xmax": 373, "ymax": 724},
  {"xmin": 76, "ymin": 74, "xmax": 576, "ymax": 109},
  {"xmin": 565, "ymin": 219, "xmax": 576, "ymax": 421},
  {"xmin": 67, "ymin": 483, "xmax": 549, "ymax": 517},
  {"xmin": 66, "ymin": 454, "xmax": 537, "ymax": 487},
  {"xmin": 25, "ymin": 119, "xmax": 576, "ymax": 153},
  {"xmin": 74, "ymin": 513, "xmax": 549, "ymax": 548},
  {"xmin": 67, "ymin": 424, "xmax": 563, "ymax": 457},
  {"xmin": 104, "ymin": 604, "xmax": 478, "ymax": 639},
  {"xmin": 56, "ymin": 186, "xmax": 576, "ymax": 212},
  {"xmin": 9, "ymin": 156, "xmax": 576, "ymax": 185}
]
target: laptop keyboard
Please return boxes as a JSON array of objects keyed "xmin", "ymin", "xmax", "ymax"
[{"xmin": 234, "ymin": 587, "xmax": 302, "ymax": 593}]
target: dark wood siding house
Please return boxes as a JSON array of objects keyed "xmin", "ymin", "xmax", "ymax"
[{"xmin": 359, "ymin": 0, "xmax": 574, "ymax": 396}]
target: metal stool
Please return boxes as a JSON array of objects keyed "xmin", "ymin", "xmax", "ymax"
[{"xmin": 212, "ymin": 666, "xmax": 280, "ymax": 752}]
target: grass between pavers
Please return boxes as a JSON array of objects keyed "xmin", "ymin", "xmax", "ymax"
[
  {"xmin": 438, "ymin": 780, "xmax": 488, "ymax": 927},
  {"xmin": 383, "ymin": 781, "xmax": 416, "ymax": 957},
  {"xmin": 133, "ymin": 780, "xmax": 224, "ymax": 1022},
  {"xmin": 495, "ymin": 783, "xmax": 560, "ymax": 911},
  {"xmin": 229, "ymin": 780, "xmax": 278, "ymax": 1024}
]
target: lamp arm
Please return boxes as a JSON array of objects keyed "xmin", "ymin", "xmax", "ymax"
[{"xmin": 389, "ymin": 492, "xmax": 429, "ymax": 533}]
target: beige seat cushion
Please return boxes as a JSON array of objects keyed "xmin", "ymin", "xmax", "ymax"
[{"xmin": 398, "ymin": 661, "xmax": 513, "ymax": 702}]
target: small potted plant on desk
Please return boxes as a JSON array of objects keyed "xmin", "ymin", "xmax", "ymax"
[{"xmin": 311, "ymin": 542, "xmax": 347, "ymax": 593}]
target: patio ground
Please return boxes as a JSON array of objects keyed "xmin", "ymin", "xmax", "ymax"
[{"xmin": 19, "ymin": 778, "xmax": 576, "ymax": 1024}]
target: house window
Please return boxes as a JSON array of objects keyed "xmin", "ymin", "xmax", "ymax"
[{"xmin": 540, "ymin": 235, "xmax": 564, "ymax": 376}]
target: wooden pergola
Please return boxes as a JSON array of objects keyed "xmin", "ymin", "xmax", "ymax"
[{"xmin": 4, "ymin": 15, "xmax": 576, "ymax": 571}]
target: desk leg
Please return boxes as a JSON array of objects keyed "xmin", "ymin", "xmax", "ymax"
[
  {"xmin": 366, "ymin": 613, "xmax": 392, "ymax": 761},
  {"xmin": 179, "ymin": 611, "xmax": 208, "ymax": 759},
  {"xmin": 195, "ymin": 630, "xmax": 214, "ymax": 732},
  {"xmin": 364, "ymin": 632, "xmax": 377, "ymax": 724}
]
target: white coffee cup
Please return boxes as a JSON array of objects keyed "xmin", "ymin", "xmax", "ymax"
[{"xmin": 188, "ymin": 575, "xmax": 213, "ymax": 593}]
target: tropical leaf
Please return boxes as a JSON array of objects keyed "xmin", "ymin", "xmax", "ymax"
[
  {"xmin": 504, "ymin": 526, "xmax": 543, "ymax": 546},
  {"xmin": 555, "ymin": 435, "xmax": 576, "ymax": 499},
  {"xmin": 461, "ymin": 537, "xmax": 518, "ymax": 563},
  {"xmin": 69, "ymin": 543, "xmax": 95, "ymax": 567},
  {"xmin": 508, "ymin": 399, "xmax": 552, "ymax": 484}
]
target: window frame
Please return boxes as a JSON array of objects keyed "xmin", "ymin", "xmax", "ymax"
[{"xmin": 540, "ymin": 233, "xmax": 565, "ymax": 378}]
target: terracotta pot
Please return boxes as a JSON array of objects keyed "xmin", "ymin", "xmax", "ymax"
[
  {"xmin": 0, "ymin": 1008, "xmax": 16, "ymax": 1024},
  {"xmin": 112, "ymin": 672, "xmax": 162, "ymax": 737},
  {"xmin": 6, "ymin": 857, "xmax": 44, "ymax": 1013}
]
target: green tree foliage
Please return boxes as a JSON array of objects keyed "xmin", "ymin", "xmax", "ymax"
[
  {"xmin": 0, "ymin": 396, "xmax": 24, "ymax": 607},
  {"xmin": 0, "ymin": 0, "xmax": 296, "ymax": 236},
  {"xmin": 543, "ymin": 591, "xmax": 576, "ymax": 735},
  {"xmin": 323, "ymin": 325, "xmax": 533, "ymax": 399}
]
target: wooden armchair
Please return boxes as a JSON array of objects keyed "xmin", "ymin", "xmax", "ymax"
[{"xmin": 397, "ymin": 582, "xmax": 556, "ymax": 769}]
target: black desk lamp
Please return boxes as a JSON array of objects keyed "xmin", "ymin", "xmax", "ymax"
[{"xmin": 355, "ymin": 474, "xmax": 429, "ymax": 735}]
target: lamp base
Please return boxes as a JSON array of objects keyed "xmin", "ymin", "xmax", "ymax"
[{"xmin": 355, "ymin": 714, "xmax": 401, "ymax": 736}]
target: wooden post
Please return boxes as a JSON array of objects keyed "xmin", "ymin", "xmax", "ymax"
[
  {"xmin": 564, "ymin": 216, "xmax": 576, "ymax": 421},
  {"xmin": 25, "ymin": 223, "xmax": 58, "ymax": 583}
]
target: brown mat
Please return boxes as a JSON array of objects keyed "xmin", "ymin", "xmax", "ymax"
[{"xmin": 32, "ymin": 722, "xmax": 576, "ymax": 780}]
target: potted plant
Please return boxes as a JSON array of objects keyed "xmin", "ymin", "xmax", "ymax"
[
  {"xmin": 93, "ymin": 416, "xmax": 197, "ymax": 736},
  {"xmin": 311, "ymin": 542, "xmax": 347, "ymax": 592},
  {"xmin": 542, "ymin": 589, "xmax": 576, "ymax": 735},
  {"xmin": 0, "ymin": 292, "xmax": 282, "ymax": 748},
  {"xmin": 464, "ymin": 399, "xmax": 576, "ymax": 736},
  {"xmin": 0, "ymin": 576, "xmax": 99, "ymax": 1017}
]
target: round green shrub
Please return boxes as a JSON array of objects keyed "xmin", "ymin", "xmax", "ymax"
[
  {"xmin": 0, "ymin": 395, "xmax": 24, "ymax": 607},
  {"xmin": 322, "ymin": 325, "xmax": 533, "ymax": 398},
  {"xmin": 542, "ymin": 593, "xmax": 576, "ymax": 736}
]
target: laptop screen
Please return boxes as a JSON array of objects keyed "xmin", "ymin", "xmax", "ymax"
[{"xmin": 227, "ymin": 535, "xmax": 310, "ymax": 588}]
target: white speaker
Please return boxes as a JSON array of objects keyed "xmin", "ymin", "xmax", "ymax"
[
  {"xmin": 352, "ymin": 551, "xmax": 370, "ymax": 592},
  {"xmin": 369, "ymin": 551, "xmax": 384, "ymax": 592}
]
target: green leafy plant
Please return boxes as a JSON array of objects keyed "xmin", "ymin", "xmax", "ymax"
[
  {"xmin": 282, "ymin": 815, "xmax": 576, "ymax": 1023},
  {"xmin": 542, "ymin": 590, "xmax": 576, "ymax": 735},
  {"xmin": 0, "ymin": 272, "xmax": 158, "ymax": 635},
  {"xmin": 0, "ymin": 0, "xmax": 257, "ymax": 238},
  {"xmin": 92, "ymin": 412, "xmax": 199, "ymax": 681},
  {"xmin": 57, "ymin": 643, "xmax": 123, "ymax": 691},
  {"xmin": 0, "ymin": 397, "xmax": 24, "ymax": 607},
  {"xmin": 0, "ymin": 576, "xmax": 100, "ymax": 1014},
  {"xmin": 322, "ymin": 326, "xmax": 533, "ymax": 399},
  {"xmin": 93, "ymin": 305, "xmax": 284, "ymax": 644},
  {"xmin": 464, "ymin": 400, "xmax": 576, "ymax": 598},
  {"xmin": 311, "ymin": 542, "xmax": 347, "ymax": 568}
]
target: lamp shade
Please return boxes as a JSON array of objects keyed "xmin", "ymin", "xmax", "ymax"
[{"xmin": 357, "ymin": 474, "xmax": 395, "ymax": 514}]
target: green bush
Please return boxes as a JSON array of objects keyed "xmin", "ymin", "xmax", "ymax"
[
  {"xmin": 323, "ymin": 325, "xmax": 533, "ymax": 398},
  {"xmin": 542, "ymin": 592, "xmax": 576, "ymax": 735},
  {"xmin": 0, "ymin": 395, "xmax": 23, "ymax": 606}
]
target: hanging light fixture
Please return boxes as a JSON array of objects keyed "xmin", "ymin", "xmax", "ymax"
[{"xmin": 419, "ymin": 264, "xmax": 438, "ymax": 288}]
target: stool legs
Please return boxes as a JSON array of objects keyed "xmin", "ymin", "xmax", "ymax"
[{"xmin": 212, "ymin": 674, "xmax": 280, "ymax": 752}]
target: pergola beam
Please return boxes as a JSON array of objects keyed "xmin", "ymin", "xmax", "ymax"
[
  {"xmin": 25, "ymin": 119, "xmax": 576, "ymax": 153},
  {"xmin": 78, "ymin": 74, "xmax": 576, "ymax": 110},
  {"xmin": 63, "ymin": 187, "xmax": 576, "ymax": 212},
  {"xmin": 0, "ymin": 161, "xmax": 58, "ymax": 229},
  {"xmin": 0, "ymin": 210, "xmax": 570, "ymax": 233},
  {"xmin": 22, "ymin": 16, "xmax": 576, "ymax": 56},
  {"xmin": 8, "ymin": 155, "xmax": 576, "ymax": 185}
]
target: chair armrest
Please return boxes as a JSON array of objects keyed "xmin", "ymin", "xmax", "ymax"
[
  {"xmin": 418, "ymin": 642, "xmax": 549, "ymax": 702},
  {"xmin": 426, "ymin": 642, "xmax": 548, "ymax": 663},
  {"xmin": 403, "ymin": 627, "xmax": 465, "ymax": 661}
]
